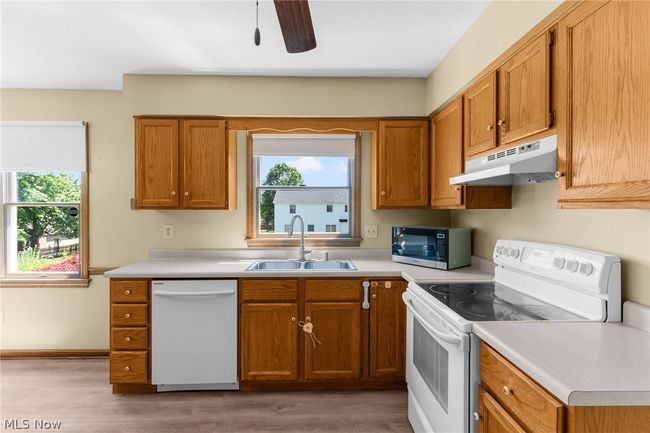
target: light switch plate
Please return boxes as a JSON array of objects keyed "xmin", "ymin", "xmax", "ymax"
[
  {"xmin": 162, "ymin": 224, "xmax": 174, "ymax": 239},
  {"xmin": 364, "ymin": 225, "xmax": 378, "ymax": 239}
]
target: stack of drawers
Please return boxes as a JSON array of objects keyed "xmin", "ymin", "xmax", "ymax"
[{"xmin": 109, "ymin": 280, "xmax": 150, "ymax": 385}]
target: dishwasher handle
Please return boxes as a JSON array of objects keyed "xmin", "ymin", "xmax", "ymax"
[{"xmin": 153, "ymin": 289, "xmax": 236, "ymax": 297}]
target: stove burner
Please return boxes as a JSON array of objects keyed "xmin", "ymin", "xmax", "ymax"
[
  {"xmin": 428, "ymin": 284, "xmax": 477, "ymax": 297},
  {"xmin": 454, "ymin": 299, "xmax": 498, "ymax": 318}
]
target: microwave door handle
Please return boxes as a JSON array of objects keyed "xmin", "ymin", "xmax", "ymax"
[{"xmin": 402, "ymin": 292, "xmax": 465, "ymax": 348}]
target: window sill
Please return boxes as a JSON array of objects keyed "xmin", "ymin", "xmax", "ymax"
[
  {"xmin": 246, "ymin": 237, "xmax": 362, "ymax": 248},
  {"xmin": 0, "ymin": 278, "xmax": 91, "ymax": 288}
]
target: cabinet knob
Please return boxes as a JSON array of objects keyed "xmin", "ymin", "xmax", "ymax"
[
  {"xmin": 384, "ymin": 281, "xmax": 392, "ymax": 288},
  {"xmin": 485, "ymin": 125, "xmax": 493, "ymax": 131},
  {"xmin": 455, "ymin": 186, "xmax": 461, "ymax": 191},
  {"xmin": 554, "ymin": 171, "xmax": 564, "ymax": 178},
  {"xmin": 125, "ymin": 337, "xmax": 131, "ymax": 343},
  {"xmin": 372, "ymin": 294, "xmax": 377, "ymax": 299},
  {"xmin": 371, "ymin": 282, "xmax": 378, "ymax": 287},
  {"xmin": 124, "ymin": 366, "xmax": 130, "ymax": 372},
  {"xmin": 124, "ymin": 313, "xmax": 131, "ymax": 319},
  {"xmin": 497, "ymin": 119, "xmax": 507, "ymax": 126},
  {"xmin": 381, "ymin": 191, "xmax": 386, "ymax": 196},
  {"xmin": 306, "ymin": 316, "xmax": 311, "ymax": 322},
  {"xmin": 503, "ymin": 385, "xmax": 513, "ymax": 395},
  {"xmin": 124, "ymin": 290, "xmax": 131, "ymax": 295},
  {"xmin": 291, "ymin": 317, "xmax": 296, "ymax": 322},
  {"xmin": 171, "ymin": 191, "xmax": 176, "ymax": 196},
  {"xmin": 184, "ymin": 192, "xmax": 189, "ymax": 197}
]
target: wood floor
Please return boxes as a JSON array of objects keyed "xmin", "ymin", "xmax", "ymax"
[{"xmin": 1, "ymin": 358, "xmax": 412, "ymax": 433}]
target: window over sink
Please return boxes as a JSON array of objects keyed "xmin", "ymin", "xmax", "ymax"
[{"xmin": 247, "ymin": 132, "xmax": 360, "ymax": 246}]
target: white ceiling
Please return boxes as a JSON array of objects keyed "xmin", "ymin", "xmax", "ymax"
[{"xmin": 1, "ymin": 0, "xmax": 490, "ymax": 90}]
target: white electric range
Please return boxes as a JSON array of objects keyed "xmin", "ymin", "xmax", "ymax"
[{"xmin": 403, "ymin": 240, "xmax": 621, "ymax": 433}]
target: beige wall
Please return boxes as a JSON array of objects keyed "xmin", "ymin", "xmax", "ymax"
[
  {"xmin": 425, "ymin": 0, "xmax": 562, "ymax": 114},
  {"xmin": 427, "ymin": 0, "xmax": 650, "ymax": 305},
  {"xmin": 0, "ymin": 75, "xmax": 447, "ymax": 349}
]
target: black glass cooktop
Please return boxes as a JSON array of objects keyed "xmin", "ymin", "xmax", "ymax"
[{"xmin": 418, "ymin": 282, "xmax": 585, "ymax": 322}]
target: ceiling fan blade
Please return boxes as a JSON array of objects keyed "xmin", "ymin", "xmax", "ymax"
[{"xmin": 273, "ymin": 0, "xmax": 317, "ymax": 53}]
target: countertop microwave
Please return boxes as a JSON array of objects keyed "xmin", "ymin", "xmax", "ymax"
[{"xmin": 392, "ymin": 226, "xmax": 471, "ymax": 270}]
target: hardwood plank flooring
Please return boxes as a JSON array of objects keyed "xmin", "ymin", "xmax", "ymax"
[{"xmin": 0, "ymin": 358, "xmax": 411, "ymax": 433}]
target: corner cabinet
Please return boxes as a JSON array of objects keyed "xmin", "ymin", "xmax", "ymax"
[
  {"xmin": 432, "ymin": 97, "xmax": 511, "ymax": 209},
  {"xmin": 239, "ymin": 278, "xmax": 406, "ymax": 390},
  {"xmin": 372, "ymin": 120, "xmax": 429, "ymax": 208},
  {"xmin": 556, "ymin": 1, "xmax": 650, "ymax": 208},
  {"xmin": 134, "ymin": 117, "xmax": 236, "ymax": 210}
]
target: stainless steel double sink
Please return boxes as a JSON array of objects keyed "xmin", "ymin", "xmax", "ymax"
[{"xmin": 245, "ymin": 259, "xmax": 357, "ymax": 271}]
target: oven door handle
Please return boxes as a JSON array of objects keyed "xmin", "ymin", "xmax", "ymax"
[{"xmin": 402, "ymin": 292, "xmax": 467, "ymax": 349}]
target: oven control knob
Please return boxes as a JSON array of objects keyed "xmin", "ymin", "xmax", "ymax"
[
  {"xmin": 503, "ymin": 247, "xmax": 511, "ymax": 256},
  {"xmin": 496, "ymin": 246, "xmax": 503, "ymax": 255},
  {"xmin": 579, "ymin": 262, "xmax": 594, "ymax": 276},
  {"xmin": 509, "ymin": 248, "xmax": 520, "ymax": 258},
  {"xmin": 566, "ymin": 260, "xmax": 579, "ymax": 273}
]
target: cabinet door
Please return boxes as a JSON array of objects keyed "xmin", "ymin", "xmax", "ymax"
[
  {"xmin": 479, "ymin": 386, "xmax": 527, "ymax": 433},
  {"xmin": 135, "ymin": 119, "xmax": 179, "ymax": 208},
  {"xmin": 463, "ymin": 72, "xmax": 497, "ymax": 157},
  {"xmin": 375, "ymin": 120, "xmax": 429, "ymax": 208},
  {"xmin": 431, "ymin": 98, "xmax": 464, "ymax": 208},
  {"xmin": 369, "ymin": 281, "xmax": 406, "ymax": 378},
  {"xmin": 498, "ymin": 31, "xmax": 552, "ymax": 146},
  {"xmin": 304, "ymin": 302, "xmax": 361, "ymax": 380},
  {"xmin": 240, "ymin": 303, "xmax": 298, "ymax": 381},
  {"xmin": 557, "ymin": 1, "xmax": 650, "ymax": 208},
  {"xmin": 180, "ymin": 119, "xmax": 228, "ymax": 209}
]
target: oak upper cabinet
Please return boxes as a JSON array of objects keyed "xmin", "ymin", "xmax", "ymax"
[
  {"xmin": 463, "ymin": 72, "xmax": 497, "ymax": 158},
  {"xmin": 556, "ymin": 1, "xmax": 650, "ymax": 208},
  {"xmin": 134, "ymin": 117, "xmax": 235, "ymax": 210},
  {"xmin": 373, "ymin": 120, "xmax": 429, "ymax": 208},
  {"xmin": 497, "ymin": 31, "xmax": 552, "ymax": 146},
  {"xmin": 432, "ymin": 98, "xmax": 512, "ymax": 209},
  {"xmin": 135, "ymin": 119, "xmax": 179, "ymax": 209},
  {"xmin": 369, "ymin": 280, "xmax": 406, "ymax": 379},
  {"xmin": 180, "ymin": 119, "xmax": 229, "ymax": 209},
  {"xmin": 239, "ymin": 280, "xmax": 299, "ymax": 381}
]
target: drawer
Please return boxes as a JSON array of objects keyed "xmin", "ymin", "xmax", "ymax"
[
  {"xmin": 111, "ymin": 280, "xmax": 149, "ymax": 303},
  {"xmin": 111, "ymin": 327, "xmax": 148, "ymax": 350},
  {"xmin": 111, "ymin": 304, "xmax": 149, "ymax": 326},
  {"xmin": 240, "ymin": 279, "xmax": 298, "ymax": 302},
  {"xmin": 481, "ymin": 342, "xmax": 564, "ymax": 433},
  {"xmin": 110, "ymin": 351, "xmax": 148, "ymax": 384},
  {"xmin": 305, "ymin": 279, "xmax": 362, "ymax": 302}
]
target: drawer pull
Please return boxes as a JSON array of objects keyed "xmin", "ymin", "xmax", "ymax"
[
  {"xmin": 124, "ymin": 366, "xmax": 130, "ymax": 372},
  {"xmin": 503, "ymin": 385, "xmax": 513, "ymax": 395},
  {"xmin": 124, "ymin": 290, "xmax": 131, "ymax": 295},
  {"xmin": 124, "ymin": 313, "xmax": 131, "ymax": 319},
  {"xmin": 125, "ymin": 337, "xmax": 131, "ymax": 343}
]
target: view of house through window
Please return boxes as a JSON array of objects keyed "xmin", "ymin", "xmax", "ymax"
[
  {"xmin": 252, "ymin": 134, "xmax": 356, "ymax": 237},
  {"xmin": 3, "ymin": 172, "xmax": 81, "ymax": 274}
]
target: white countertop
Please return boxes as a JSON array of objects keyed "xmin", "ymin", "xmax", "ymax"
[
  {"xmin": 474, "ymin": 302, "xmax": 650, "ymax": 406},
  {"xmin": 104, "ymin": 256, "xmax": 494, "ymax": 283}
]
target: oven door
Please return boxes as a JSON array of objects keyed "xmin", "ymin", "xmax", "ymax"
[{"xmin": 403, "ymin": 291, "xmax": 470, "ymax": 433}]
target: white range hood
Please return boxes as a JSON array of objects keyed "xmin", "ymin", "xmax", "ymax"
[{"xmin": 450, "ymin": 134, "xmax": 557, "ymax": 186}]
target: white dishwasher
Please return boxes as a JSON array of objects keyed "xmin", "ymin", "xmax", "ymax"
[{"xmin": 152, "ymin": 280, "xmax": 238, "ymax": 391}]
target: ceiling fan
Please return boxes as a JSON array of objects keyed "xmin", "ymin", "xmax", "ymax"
[{"xmin": 254, "ymin": 0, "xmax": 317, "ymax": 53}]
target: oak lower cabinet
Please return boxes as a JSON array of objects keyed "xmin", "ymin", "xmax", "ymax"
[
  {"xmin": 239, "ymin": 278, "xmax": 406, "ymax": 390},
  {"xmin": 431, "ymin": 97, "xmax": 511, "ymax": 209},
  {"xmin": 480, "ymin": 342, "xmax": 650, "ymax": 433},
  {"xmin": 134, "ymin": 117, "xmax": 236, "ymax": 210},
  {"xmin": 109, "ymin": 279, "xmax": 156, "ymax": 394},
  {"xmin": 556, "ymin": 0, "xmax": 650, "ymax": 208},
  {"xmin": 373, "ymin": 120, "xmax": 429, "ymax": 208}
]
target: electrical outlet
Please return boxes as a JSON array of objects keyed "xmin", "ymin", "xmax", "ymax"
[
  {"xmin": 162, "ymin": 224, "xmax": 174, "ymax": 239},
  {"xmin": 364, "ymin": 225, "xmax": 378, "ymax": 239}
]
